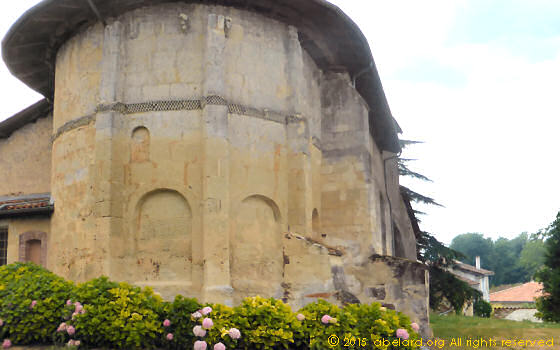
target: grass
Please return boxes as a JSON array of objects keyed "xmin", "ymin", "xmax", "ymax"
[{"xmin": 430, "ymin": 313, "xmax": 560, "ymax": 349}]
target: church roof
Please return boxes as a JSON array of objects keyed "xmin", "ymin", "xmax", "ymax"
[
  {"xmin": 0, "ymin": 193, "xmax": 53, "ymax": 218},
  {"xmin": 0, "ymin": 99, "xmax": 51, "ymax": 139},
  {"xmin": 2, "ymin": 0, "xmax": 401, "ymax": 152}
]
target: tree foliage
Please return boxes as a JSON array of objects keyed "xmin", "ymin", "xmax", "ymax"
[
  {"xmin": 450, "ymin": 232, "xmax": 546, "ymax": 286},
  {"xmin": 398, "ymin": 140, "xmax": 478, "ymax": 313},
  {"xmin": 450, "ymin": 233, "xmax": 494, "ymax": 266},
  {"xmin": 429, "ymin": 267, "xmax": 481, "ymax": 314},
  {"xmin": 400, "ymin": 187, "xmax": 442, "ymax": 208},
  {"xmin": 518, "ymin": 239, "xmax": 546, "ymax": 277},
  {"xmin": 535, "ymin": 212, "xmax": 560, "ymax": 322}
]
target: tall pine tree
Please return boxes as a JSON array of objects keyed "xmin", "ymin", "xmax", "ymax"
[
  {"xmin": 399, "ymin": 140, "xmax": 480, "ymax": 313},
  {"xmin": 535, "ymin": 211, "xmax": 560, "ymax": 322}
]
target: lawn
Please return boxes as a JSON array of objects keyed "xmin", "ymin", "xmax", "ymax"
[{"xmin": 430, "ymin": 313, "xmax": 560, "ymax": 350}]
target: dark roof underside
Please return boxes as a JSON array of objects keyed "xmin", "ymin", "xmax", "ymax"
[
  {"xmin": 2, "ymin": 0, "xmax": 401, "ymax": 152},
  {"xmin": 0, "ymin": 193, "xmax": 53, "ymax": 218}
]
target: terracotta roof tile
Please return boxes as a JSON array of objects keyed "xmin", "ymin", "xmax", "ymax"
[
  {"xmin": 0, "ymin": 194, "xmax": 53, "ymax": 216},
  {"xmin": 490, "ymin": 282, "xmax": 544, "ymax": 303}
]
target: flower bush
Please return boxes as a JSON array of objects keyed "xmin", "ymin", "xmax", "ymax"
[
  {"xmin": 296, "ymin": 300, "xmax": 420, "ymax": 349},
  {"xmin": 161, "ymin": 295, "xmax": 201, "ymax": 349},
  {"xmin": 0, "ymin": 262, "xmax": 74, "ymax": 344},
  {"xmin": 0, "ymin": 263, "xmax": 422, "ymax": 349},
  {"xmin": 230, "ymin": 296, "xmax": 300, "ymax": 350},
  {"xmin": 67, "ymin": 277, "xmax": 165, "ymax": 349}
]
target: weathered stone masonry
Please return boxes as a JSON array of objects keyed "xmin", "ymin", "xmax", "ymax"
[{"xmin": 0, "ymin": 0, "xmax": 430, "ymax": 337}]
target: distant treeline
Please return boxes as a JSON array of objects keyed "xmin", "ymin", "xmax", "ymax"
[{"xmin": 450, "ymin": 232, "xmax": 546, "ymax": 286}]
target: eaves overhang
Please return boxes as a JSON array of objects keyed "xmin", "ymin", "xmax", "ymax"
[
  {"xmin": 0, "ymin": 98, "xmax": 51, "ymax": 139},
  {"xmin": 0, "ymin": 193, "xmax": 54, "ymax": 218},
  {"xmin": 2, "ymin": 0, "xmax": 401, "ymax": 152}
]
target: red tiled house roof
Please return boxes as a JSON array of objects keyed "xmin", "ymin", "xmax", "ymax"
[{"xmin": 490, "ymin": 282, "xmax": 544, "ymax": 303}]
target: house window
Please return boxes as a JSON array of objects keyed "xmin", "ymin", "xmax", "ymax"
[{"xmin": 0, "ymin": 227, "xmax": 7, "ymax": 266}]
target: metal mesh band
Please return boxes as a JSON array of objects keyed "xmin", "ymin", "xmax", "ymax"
[{"xmin": 96, "ymin": 96, "xmax": 292, "ymax": 125}]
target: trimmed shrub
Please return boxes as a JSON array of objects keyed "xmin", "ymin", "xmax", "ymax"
[
  {"xmin": 297, "ymin": 300, "xmax": 419, "ymax": 349},
  {"xmin": 231, "ymin": 296, "xmax": 300, "ymax": 350},
  {"xmin": 0, "ymin": 262, "xmax": 74, "ymax": 345},
  {"xmin": 65, "ymin": 277, "xmax": 165, "ymax": 349},
  {"xmin": 0, "ymin": 263, "xmax": 423, "ymax": 349},
  {"xmin": 161, "ymin": 295, "xmax": 201, "ymax": 349},
  {"xmin": 191, "ymin": 303, "xmax": 238, "ymax": 350},
  {"xmin": 473, "ymin": 299, "xmax": 492, "ymax": 318},
  {"xmin": 297, "ymin": 299, "xmax": 346, "ymax": 349}
]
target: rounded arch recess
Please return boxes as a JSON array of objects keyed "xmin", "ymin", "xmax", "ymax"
[
  {"xmin": 134, "ymin": 189, "xmax": 193, "ymax": 282},
  {"xmin": 230, "ymin": 195, "xmax": 283, "ymax": 299}
]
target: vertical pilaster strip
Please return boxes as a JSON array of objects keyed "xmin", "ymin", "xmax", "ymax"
[
  {"xmin": 201, "ymin": 14, "xmax": 232, "ymax": 304},
  {"xmin": 320, "ymin": 71, "xmax": 375, "ymax": 263},
  {"xmin": 94, "ymin": 21, "xmax": 123, "ymax": 277},
  {"xmin": 285, "ymin": 26, "xmax": 313, "ymax": 236}
]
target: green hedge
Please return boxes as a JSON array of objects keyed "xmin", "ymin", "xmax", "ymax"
[
  {"xmin": 473, "ymin": 299, "xmax": 492, "ymax": 318},
  {"xmin": 0, "ymin": 263, "xmax": 421, "ymax": 349}
]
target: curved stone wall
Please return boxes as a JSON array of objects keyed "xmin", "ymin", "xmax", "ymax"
[{"xmin": 48, "ymin": 5, "xmax": 424, "ymax": 328}]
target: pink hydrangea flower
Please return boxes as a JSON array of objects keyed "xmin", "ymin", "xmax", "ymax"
[
  {"xmin": 202, "ymin": 318, "xmax": 213, "ymax": 329},
  {"xmin": 214, "ymin": 342, "xmax": 226, "ymax": 350},
  {"xmin": 163, "ymin": 319, "xmax": 171, "ymax": 327},
  {"xmin": 191, "ymin": 311, "xmax": 202, "ymax": 319},
  {"xmin": 67, "ymin": 325, "xmax": 76, "ymax": 336},
  {"xmin": 194, "ymin": 340, "xmax": 208, "ymax": 350},
  {"xmin": 396, "ymin": 328, "xmax": 409, "ymax": 340},
  {"xmin": 67, "ymin": 340, "xmax": 75, "ymax": 347},
  {"xmin": 66, "ymin": 300, "xmax": 72, "ymax": 306},
  {"xmin": 2, "ymin": 339, "xmax": 11, "ymax": 349},
  {"xmin": 228, "ymin": 328, "xmax": 241, "ymax": 340},
  {"xmin": 201, "ymin": 306, "xmax": 212, "ymax": 315},
  {"xmin": 79, "ymin": 308, "xmax": 86, "ymax": 314},
  {"xmin": 57, "ymin": 322, "xmax": 67, "ymax": 332},
  {"xmin": 166, "ymin": 333, "xmax": 174, "ymax": 341},
  {"xmin": 411, "ymin": 322, "xmax": 420, "ymax": 332},
  {"xmin": 74, "ymin": 340, "xmax": 81, "ymax": 347},
  {"xmin": 75, "ymin": 304, "xmax": 83, "ymax": 312},
  {"xmin": 193, "ymin": 325, "xmax": 206, "ymax": 337},
  {"xmin": 30, "ymin": 300, "xmax": 37, "ymax": 309},
  {"xmin": 321, "ymin": 315, "xmax": 332, "ymax": 324},
  {"xmin": 296, "ymin": 313, "xmax": 305, "ymax": 321}
]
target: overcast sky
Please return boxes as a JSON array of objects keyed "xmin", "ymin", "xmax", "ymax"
[{"xmin": 1, "ymin": 1, "xmax": 559, "ymax": 245}]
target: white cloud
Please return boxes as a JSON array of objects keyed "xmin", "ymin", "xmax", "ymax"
[{"xmin": 329, "ymin": 0, "xmax": 560, "ymax": 243}]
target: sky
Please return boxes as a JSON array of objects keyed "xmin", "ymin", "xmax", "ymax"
[{"xmin": 1, "ymin": 1, "xmax": 559, "ymax": 245}]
